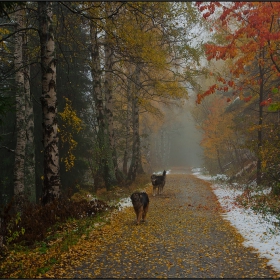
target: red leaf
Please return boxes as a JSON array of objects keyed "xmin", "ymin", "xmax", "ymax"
[
  {"xmin": 243, "ymin": 96, "xmax": 252, "ymax": 102},
  {"xmin": 260, "ymin": 98, "xmax": 272, "ymax": 106}
]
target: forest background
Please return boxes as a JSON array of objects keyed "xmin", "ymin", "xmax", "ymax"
[{"xmin": 1, "ymin": 1, "xmax": 280, "ymax": 257}]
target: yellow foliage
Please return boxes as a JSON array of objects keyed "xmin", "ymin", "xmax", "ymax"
[
  {"xmin": 200, "ymin": 97, "xmax": 235, "ymax": 159},
  {"xmin": 58, "ymin": 97, "xmax": 83, "ymax": 171},
  {"xmin": 0, "ymin": 28, "xmax": 12, "ymax": 63}
]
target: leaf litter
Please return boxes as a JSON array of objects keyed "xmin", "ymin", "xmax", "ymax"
[
  {"xmin": 44, "ymin": 173, "xmax": 277, "ymax": 278},
  {"xmin": 1, "ymin": 171, "xmax": 279, "ymax": 278}
]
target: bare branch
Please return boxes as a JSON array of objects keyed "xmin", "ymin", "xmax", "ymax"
[{"xmin": 0, "ymin": 146, "xmax": 15, "ymax": 153}]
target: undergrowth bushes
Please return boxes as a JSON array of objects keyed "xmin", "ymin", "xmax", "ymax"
[
  {"xmin": 1, "ymin": 197, "xmax": 110, "ymax": 247},
  {"xmin": 0, "ymin": 173, "xmax": 151, "ymax": 249},
  {"xmin": 236, "ymin": 188, "xmax": 280, "ymax": 218}
]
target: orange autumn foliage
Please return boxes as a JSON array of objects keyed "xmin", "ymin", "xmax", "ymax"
[{"xmin": 196, "ymin": 2, "xmax": 280, "ymax": 104}]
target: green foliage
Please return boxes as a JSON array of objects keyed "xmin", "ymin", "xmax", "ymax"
[
  {"xmin": 268, "ymin": 103, "xmax": 280, "ymax": 112},
  {"xmin": 268, "ymin": 88, "xmax": 280, "ymax": 112},
  {"xmin": 6, "ymin": 212, "xmax": 25, "ymax": 245},
  {"xmin": 38, "ymin": 241, "xmax": 48, "ymax": 254},
  {"xmin": 272, "ymin": 182, "xmax": 280, "ymax": 196},
  {"xmin": 36, "ymin": 266, "xmax": 50, "ymax": 275}
]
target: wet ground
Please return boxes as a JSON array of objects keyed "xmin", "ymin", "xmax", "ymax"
[{"xmin": 46, "ymin": 168, "xmax": 277, "ymax": 278}]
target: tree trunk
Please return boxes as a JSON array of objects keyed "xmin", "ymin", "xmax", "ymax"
[
  {"xmin": 128, "ymin": 65, "xmax": 141, "ymax": 181},
  {"xmin": 90, "ymin": 21, "xmax": 103, "ymax": 131},
  {"xmin": 23, "ymin": 25, "xmax": 36, "ymax": 203},
  {"xmin": 90, "ymin": 19, "xmax": 115, "ymax": 189},
  {"xmin": 90, "ymin": 20, "xmax": 105, "ymax": 189},
  {"xmin": 14, "ymin": 6, "xmax": 26, "ymax": 210},
  {"xmin": 123, "ymin": 71, "xmax": 132, "ymax": 175},
  {"xmin": 257, "ymin": 51, "xmax": 265, "ymax": 186},
  {"xmin": 216, "ymin": 148, "xmax": 224, "ymax": 174},
  {"xmin": 104, "ymin": 29, "xmax": 118, "ymax": 187},
  {"xmin": 137, "ymin": 149, "xmax": 145, "ymax": 174},
  {"xmin": 38, "ymin": 1, "xmax": 60, "ymax": 204}
]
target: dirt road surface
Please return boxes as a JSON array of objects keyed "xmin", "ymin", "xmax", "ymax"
[{"xmin": 46, "ymin": 168, "xmax": 278, "ymax": 278}]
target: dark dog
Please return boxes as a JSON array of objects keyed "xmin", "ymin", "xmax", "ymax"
[
  {"xmin": 151, "ymin": 170, "xmax": 166, "ymax": 196},
  {"xmin": 130, "ymin": 192, "xmax": 149, "ymax": 225}
]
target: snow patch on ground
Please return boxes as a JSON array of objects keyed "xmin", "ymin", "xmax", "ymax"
[
  {"xmin": 116, "ymin": 183, "xmax": 151, "ymax": 211},
  {"xmin": 192, "ymin": 169, "xmax": 280, "ymax": 274},
  {"xmin": 153, "ymin": 169, "xmax": 171, "ymax": 175},
  {"xmin": 117, "ymin": 197, "xmax": 133, "ymax": 211}
]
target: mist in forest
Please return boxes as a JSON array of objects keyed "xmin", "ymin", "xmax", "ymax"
[
  {"xmin": 168, "ymin": 106, "xmax": 202, "ymax": 169},
  {"xmin": 151, "ymin": 100, "xmax": 203, "ymax": 171},
  {"xmin": 169, "ymin": 111, "xmax": 202, "ymax": 166}
]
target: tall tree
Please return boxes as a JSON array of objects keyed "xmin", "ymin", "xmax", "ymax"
[
  {"xmin": 13, "ymin": 5, "xmax": 26, "ymax": 210},
  {"xmin": 127, "ymin": 64, "xmax": 141, "ymax": 181},
  {"xmin": 196, "ymin": 1, "xmax": 280, "ymax": 183},
  {"xmin": 23, "ymin": 13, "xmax": 36, "ymax": 203},
  {"xmin": 88, "ymin": 11, "xmax": 117, "ymax": 189},
  {"xmin": 38, "ymin": 1, "xmax": 60, "ymax": 204},
  {"xmin": 122, "ymin": 69, "xmax": 133, "ymax": 176},
  {"xmin": 103, "ymin": 6, "xmax": 119, "ymax": 185}
]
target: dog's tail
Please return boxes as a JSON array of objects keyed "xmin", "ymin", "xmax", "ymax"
[{"xmin": 163, "ymin": 170, "xmax": 166, "ymax": 176}]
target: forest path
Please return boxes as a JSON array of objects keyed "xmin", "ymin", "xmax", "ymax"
[{"xmin": 47, "ymin": 169, "xmax": 277, "ymax": 278}]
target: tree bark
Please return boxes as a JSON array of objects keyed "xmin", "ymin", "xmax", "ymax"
[
  {"xmin": 137, "ymin": 149, "xmax": 145, "ymax": 174},
  {"xmin": 90, "ymin": 19, "xmax": 105, "ymax": 189},
  {"xmin": 104, "ymin": 28, "xmax": 118, "ymax": 186},
  {"xmin": 23, "ymin": 23, "xmax": 36, "ymax": 203},
  {"xmin": 38, "ymin": 1, "xmax": 60, "ymax": 204},
  {"xmin": 13, "ymin": 6, "xmax": 26, "ymax": 210},
  {"xmin": 123, "ymin": 70, "xmax": 132, "ymax": 176},
  {"xmin": 257, "ymin": 50, "xmax": 265, "ymax": 186},
  {"xmin": 128, "ymin": 64, "xmax": 141, "ymax": 181},
  {"xmin": 216, "ymin": 148, "xmax": 224, "ymax": 174}
]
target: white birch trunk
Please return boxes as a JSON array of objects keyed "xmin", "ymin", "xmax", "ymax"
[
  {"xmin": 90, "ymin": 20, "xmax": 104, "ymax": 189},
  {"xmin": 38, "ymin": 1, "xmax": 60, "ymax": 204},
  {"xmin": 90, "ymin": 19, "xmax": 117, "ymax": 189},
  {"xmin": 104, "ymin": 30, "xmax": 117, "ymax": 185},
  {"xmin": 90, "ymin": 21, "xmax": 103, "ymax": 128}
]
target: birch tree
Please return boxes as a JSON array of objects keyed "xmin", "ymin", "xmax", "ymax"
[
  {"xmin": 38, "ymin": 1, "xmax": 60, "ymax": 204},
  {"xmin": 104, "ymin": 4, "xmax": 120, "ymax": 184},
  {"xmin": 89, "ymin": 18, "xmax": 105, "ymax": 189}
]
